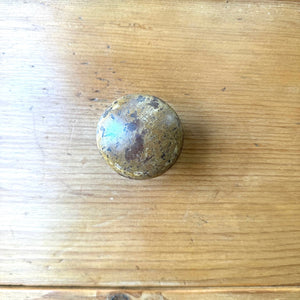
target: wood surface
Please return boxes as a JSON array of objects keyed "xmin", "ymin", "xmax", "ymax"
[
  {"xmin": 1, "ymin": 287, "xmax": 300, "ymax": 300},
  {"xmin": 0, "ymin": 0, "xmax": 300, "ymax": 299}
]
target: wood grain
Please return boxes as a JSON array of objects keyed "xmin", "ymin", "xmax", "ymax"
[
  {"xmin": 0, "ymin": 0, "xmax": 300, "ymax": 295},
  {"xmin": 1, "ymin": 287, "xmax": 300, "ymax": 300}
]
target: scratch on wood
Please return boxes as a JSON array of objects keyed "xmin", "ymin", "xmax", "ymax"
[
  {"xmin": 31, "ymin": 111, "xmax": 46, "ymax": 159},
  {"xmin": 211, "ymin": 190, "xmax": 220, "ymax": 201},
  {"xmin": 183, "ymin": 211, "xmax": 208, "ymax": 227},
  {"xmin": 93, "ymin": 214, "xmax": 128, "ymax": 228},
  {"xmin": 67, "ymin": 120, "xmax": 77, "ymax": 154}
]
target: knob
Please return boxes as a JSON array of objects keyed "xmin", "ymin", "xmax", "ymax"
[{"xmin": 96, "ymin": 95, "xmax": 183, "ymax": 179}]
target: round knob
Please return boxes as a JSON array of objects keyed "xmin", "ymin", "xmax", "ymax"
[{"xmin": 96, "ymin": 95, "xmax": 183, "ymax": 179}]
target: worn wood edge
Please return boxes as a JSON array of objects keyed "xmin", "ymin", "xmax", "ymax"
[
  {"xmin": 1, "ymin": 285, "xmax": 300, "ymax": 291},
  {"xmin": 1, "ymin": 286, "xmax": 300, "ymax": 300}
]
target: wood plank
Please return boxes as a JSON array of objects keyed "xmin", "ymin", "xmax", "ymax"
[
  {"xmin": 0, "ymin": 0, "xmax": 300, "ymax": 288},
  {"xmin": 1, "ymin": 287, "xmax": 300, "ymax": 300}
]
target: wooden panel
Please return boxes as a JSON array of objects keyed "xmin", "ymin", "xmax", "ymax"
[
  {"xmin": 0, "ymin": 0, "xmax": 300, "ymax": 290},
  {"xmin": 1, "ymin": 287, "xmax": 300, "ymax": 300}
]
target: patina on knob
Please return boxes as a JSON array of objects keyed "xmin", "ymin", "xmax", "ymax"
[{"xmin": 96, "ymin": 94, "xmax": 183, "ymax": 179}]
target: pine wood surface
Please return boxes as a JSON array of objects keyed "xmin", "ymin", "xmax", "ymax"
[
  {"xmin": 0, "ymin": 0, "xmax": 299, "ymax": 298},
  {"xmin": 1, "ymin": 287, "xmax": 300, "ymax": 300}
]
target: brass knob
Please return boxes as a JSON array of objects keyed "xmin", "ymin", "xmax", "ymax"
[{"xmin": 96, "ymin": 95, "xmax": 183, "ymax": 179}]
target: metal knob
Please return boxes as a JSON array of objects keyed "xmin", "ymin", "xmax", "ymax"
[{"xmin": 96, "ymin": 95, "xmax": 183, "ymax": 179}]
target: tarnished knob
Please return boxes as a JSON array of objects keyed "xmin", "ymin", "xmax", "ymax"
[{"xmin": 96, "ymin": 95, "xmax": 183, "ymax": 179}]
